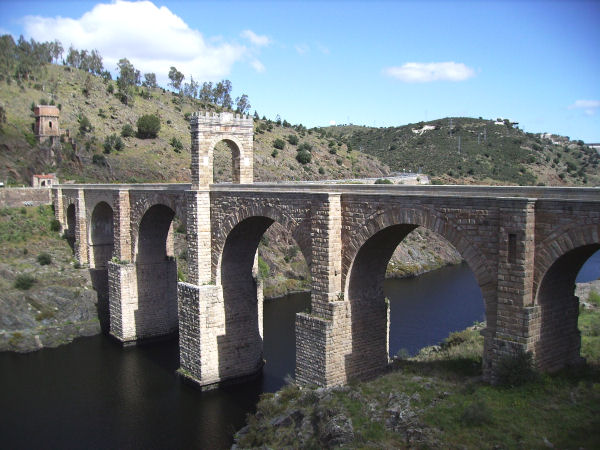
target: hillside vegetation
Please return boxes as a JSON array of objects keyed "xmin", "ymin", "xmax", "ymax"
[
  {"xmin": 0, "ymin": 64, "xmax": 389, "ymax": 186},
  {"xmin": 325, "ymin": 119, "xmax": 600, "ymax": 186}
]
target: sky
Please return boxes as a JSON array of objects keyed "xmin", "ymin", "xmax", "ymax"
[{"xmin": 0, "ymin": 0, "xmax": 599, "ymax": 141}]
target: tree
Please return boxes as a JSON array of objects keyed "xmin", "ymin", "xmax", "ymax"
[
  {"xmin": 116, "ymin": 58, "xmax": 136, "ymax": 105},
  {"xmin": 235, "ymin": 94, "xmax": 251, "ymax": 115},
  {"xmin": 199, "ymin": 82, "xmax": 213, "ymax": 103},
  {"xmin": 89, "ymin": 49, "xmax": 103, "ymax": 74},
  {"xmin": 66, "ymin": 46, "xmax": 81, "ymax": 69},
  {"xmin": 49, "ymin": 40, "xmax": 63, "ymax": 63},
  {"xmin": 0, "ymin": 34, "xmax": 16, "ymax": 78},
  {"xmin": 213, "ymin": 80, "xmax": 232, "ymax": 108},
  {"xmin": 168, "ymin": 66, "xmax": 184, "ymax": 92},
  {"xmin": 136, "ymin": 114, "xmax": 160, "ymax": 138},
  {"xmin": 142, "ymin": 73, "xmax": 157, "ymax": 88},
  {"xmin": 182, "ymin": 75, "xmax": 199, "ymax": 99}
]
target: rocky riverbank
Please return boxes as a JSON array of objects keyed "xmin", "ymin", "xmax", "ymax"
[{"xmin": 0, "ymin": 205, "xmax": 102, "ymax": 353}]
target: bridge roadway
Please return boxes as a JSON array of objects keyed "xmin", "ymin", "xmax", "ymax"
[{"xmin": 53, "ymin": 181, "xmax": 600, "ymax": 388}]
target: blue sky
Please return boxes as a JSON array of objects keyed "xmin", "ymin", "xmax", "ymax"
[{"xmin": 1, "ymin": 0, "xmax": 599, "ymax": 141}]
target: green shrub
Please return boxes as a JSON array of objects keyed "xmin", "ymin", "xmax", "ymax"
[
  {"xmin": 121, "ymin": 124, "xmax": 135, "ymax": 137},
  {"xmin": 50, "ymin": 219, "xmax": 61, "ymax": 232},
  {"xmin": 287, "ymin": 134, "xmax": 299, "ymax": 145},
  {"xmin": 298, "ymin": 142, "xmax": 312, "ymax": 152},
  {"xmin": 461, "ymin": 400, "xmax": 493, "ymax": 426},
  {"xmin": 170, "ymin": 137, "xmax": 184, "ymax": 153},
  {"xmin": 375, "ymin": 178, "xmax": 393, "ymax": 184},
  {"xmin": 296, "ymin": 150, "xmax": 311, "ymax": 164},
  {"xmin": 273, "ymin": 138, "xmax": 285, "ymax": 150},
  {"xmin": 78, "ymin": 115, "xmax": 93, "ymax": 134},
  {"xmin": 271, "ymin": 149, "xmax": 278, "ymax": 158},
  {"xmin": 496, "ymin": 349, "xmax": 538, "ymax": 386},
  {"xmin": 37, "ymin": 253, "xmax": 52, "ymax": 265},
  {"xmin": 318, "ymin": 167, "xmax": 325, "ymax": 175},
  {"xmin": 103, "ymin": 134, "xmax": 123, "ymax": 153},
  {"xmin": 14, "ymin": 274, "xmax": 35, "ymax": 290},
  {"xmin": 136, "ymin": 114, "xmax": 161, "ymax": 139},
  {"xmin": 92, "ymin": 154, "xmax": 107, "ymax": 165}
]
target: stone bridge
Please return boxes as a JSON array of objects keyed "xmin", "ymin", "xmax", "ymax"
[{"xmin": 53, "ymin": 112, "xmax": 600, "ymax": 388}]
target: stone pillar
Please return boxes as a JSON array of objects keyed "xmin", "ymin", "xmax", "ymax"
[
  {"xmin": 487, "ymin": 198, "xmax": 539, "ymax": 381},
  {"xmin": 296, "ymin": 194, "xmax": 351, "ymax": 387},
  {"xmin": 185, "ymin": 190, "xmax": 212, "ymax": 285},
  {"xmin": 112, "ymin": 190, "xmax": 131, "ymax": 262},
  {"xmin": 52, "ymin": 187, "xmax": 64, "ymax": 232},
  {"xmin": 74, "ymin": 189, "xmax": 88, "ymax": 265},
  {"xmin": 108, "ymin": 261, "xmax": 138, "ymax": 342}
]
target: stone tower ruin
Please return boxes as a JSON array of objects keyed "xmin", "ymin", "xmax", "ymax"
[{"xmin": 34, "ymin": 105, "xmax": 60, "ymax": 142}]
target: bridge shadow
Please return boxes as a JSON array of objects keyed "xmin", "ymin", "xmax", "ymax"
[{"xmin": 89, "ymin": 267, "xmax": 110, "ymax": 333}]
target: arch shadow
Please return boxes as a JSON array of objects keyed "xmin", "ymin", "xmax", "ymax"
[
  {"xmin": 134, "ymin": 204, "xmax": 179, "ymax": 340},
  {"xmin": 65, "ymin": 203, "xmax": 76, "ymax": 251},
  {"xmin": 216, "ymin": 214, "xmax": 310, "ymax": 383},
  {"xmin": 343, "ymin": 220, "xmax": 491, "ymax": 382},
  {"xmin": 535, "ymin": 243, "xmax": 600, "ymax": 371},
  {"xmin": 89, "ymin": 201, "xmax": 114, "ymax": 332}
]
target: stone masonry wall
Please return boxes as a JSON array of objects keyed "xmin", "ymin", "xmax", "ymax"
[{"xmin": 0, "ymin": 188, "xmax": 52, "ymax": 207}]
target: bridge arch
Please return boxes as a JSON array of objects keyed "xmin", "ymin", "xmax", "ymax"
[
  {"xmin": 133, "ymin": 203, "xmax": 179, "ymax": 339},
  {"xmin": 89, "ymin": 201, "xmax": 114, "ymax": 269},
  {"xmin": 214, "ymin": 204, "xmax": 311, "ymax": 282},
  {"xmin": 89, "ymin": 201, "xmax": 114, "ymax": 332},
  {"xmin": 342, "ymin": 207, "xmax": 494, "ymax": 381},
  {"xmin": 214, "ymin": 209, "xmax": 311, "ymax": 382},
  {"xmin": 534, "ymin": 225, "xmax": 600, "ymax": 371}
]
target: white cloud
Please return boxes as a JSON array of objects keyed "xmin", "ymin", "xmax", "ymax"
[
  {"xmin": 329, "ymin": 120, "xmax": 336, "ymax": 126},
  {"xmin": 241, "ymin": 29, "xmax": 271, "ymax": 47},
  {"xmin": 22, "ymin": 0, "xmax": 252, "ymax": 83},
  {"xmin": 250, "ymin": 59, "xmax": 266, "ymax": 73},
  {"xmin": 295, "ymin": 44, "xmax": 309, "ymax": 55},
  {"xmin": 569, "ymin": 99, "xmax": 600, "ymax": 116},
  {"xmin": 383, "ymin": 62, "xmax": 475, "ymax": 83}
]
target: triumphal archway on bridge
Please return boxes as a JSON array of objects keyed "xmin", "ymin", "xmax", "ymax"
[{"xmin": 53, "ymin": 111, "xmax": 600, "ymax": 389}]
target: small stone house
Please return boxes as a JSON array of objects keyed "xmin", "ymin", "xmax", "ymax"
[{"xmin": 32, "ymin": 173, "xmax": 58, "ymax": 188}]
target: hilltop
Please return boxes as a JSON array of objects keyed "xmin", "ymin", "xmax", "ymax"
[
  {"xmin": 324, "ymin": 119, "xmax": 599, "ymax": 186},
  {"xmin": 2, "ymin": 63, "xmax": 598, "ymax": 187}
]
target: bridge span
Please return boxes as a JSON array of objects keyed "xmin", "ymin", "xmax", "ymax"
[{"xmin": 53, "ymin": 112, "xmax": 600, "ymax": 388}]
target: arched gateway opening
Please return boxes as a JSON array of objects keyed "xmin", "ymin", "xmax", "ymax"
[
  {"xmin": 535, "ymin": 245, "xmax": 600, "ymax": 371},
  {"xmin": 344, "ymin": 224, "xmax": 488, "ymax": 381},
  {"xmin": 134, "ymin": 204, "xmax": 179, "ymax": 339},
  {"xmin": 89, "ymin": 201, "xmax": 114, "ymax": 331},
  {"xmin": 217, "ymin": 216, "xmax": 310, "ymax": 385},
  {"xmin": 213, "ymin": 139, "xmax": 241, "ymax": 183}
]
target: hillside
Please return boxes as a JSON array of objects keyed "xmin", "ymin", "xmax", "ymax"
[
  {"xmin": 324, "ymin": 119, "xmax": 600, "ymax": 186},
  {"xmin": 0, "ymin": 64, "xmax": 389, "ymax": 185}
]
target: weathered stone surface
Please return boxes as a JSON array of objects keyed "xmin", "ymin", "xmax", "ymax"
[{"xmin": 53, "ymin": 110, "xmax": 600, "ymax": 388}]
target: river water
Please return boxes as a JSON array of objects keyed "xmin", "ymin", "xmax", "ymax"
[{"xmin": 1, "ymin": 253, "xmax": 598, "ymax": 449}]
